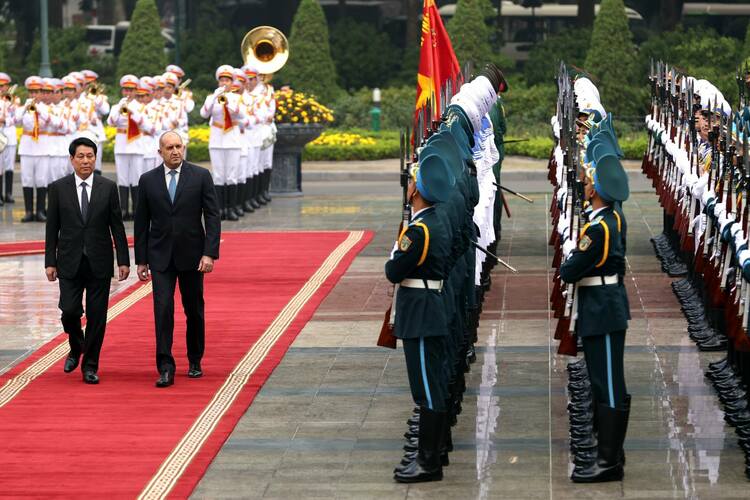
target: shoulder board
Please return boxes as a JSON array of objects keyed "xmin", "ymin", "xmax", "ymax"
[
  {"xmin": 409, "ymin": 217, "xmax": 425, "ymax": 227},
  {"xmin": 591, "ymin": 216, "xmax": 603, "ymax": 225}
]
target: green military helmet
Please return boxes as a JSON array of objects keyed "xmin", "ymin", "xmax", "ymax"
[
  {"xmin": 593, "ymin": 154, "xmax": 629, "ymax": 203},
  {"xmin": 444, "ymin": 117, "xmax": 473, "ymax": 159},
  {"xmin": 413, "ymin": 153, "xmax": 456, "ymax": 203},
  {"xmin": 422, "ymin": 134, "xmax": 465, "ymax": 178}
]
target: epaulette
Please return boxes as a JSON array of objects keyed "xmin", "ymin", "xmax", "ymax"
[{"xmin": 591, "ymin": 215, "xmax": 603, "ymax": 226}]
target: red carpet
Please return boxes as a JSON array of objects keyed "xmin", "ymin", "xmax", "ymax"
[
  {"xmin": 0, "ymin": 237, "xmax": 135, "ymax": 257},
  {"xmin": 0, "ymin": 230, "xmax": 372, "ymax": 498}
]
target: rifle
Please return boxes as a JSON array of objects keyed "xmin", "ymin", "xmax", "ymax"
[{"xmin": 378, "ymin": 128, "xmax": 412, "ymax": 349}]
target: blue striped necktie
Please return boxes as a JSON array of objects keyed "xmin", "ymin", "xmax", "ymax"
[{"xmin": 168, "ymin": 170, "xmax": 177, "ymax": 203}]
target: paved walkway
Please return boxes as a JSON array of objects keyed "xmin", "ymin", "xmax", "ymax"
[{"xmin": 1, "ymin": 171, "xmax": 747, "ymax": 498}]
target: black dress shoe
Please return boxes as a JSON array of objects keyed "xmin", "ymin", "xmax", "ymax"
[
  {"xmin": 188, "ymin": 363, "xmax": 203, "ymax": 378},
  {"xmin": 63, "ymin": 354, "xmax": 80, "ymax": 373},
  {"xmin": 82, "ymin": 371, "xmax": 99, "ymax": 384},
  {"xmin": 155, "ymin": 371, "xmax": 175, "ymax": 388}
]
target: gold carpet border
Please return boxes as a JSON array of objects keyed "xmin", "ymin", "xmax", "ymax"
[
  {"xmin": 0, "ymin": 282, "xmax": 153, "ymax": 409},
  {"xmin": 139, "ymin": 230, "xmax": 365, "ymax": 500}
]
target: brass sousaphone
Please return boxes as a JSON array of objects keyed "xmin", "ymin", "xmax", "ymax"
[{"xmin": 241, "ymin": 26, "xmax": 289, "ymax": 81}]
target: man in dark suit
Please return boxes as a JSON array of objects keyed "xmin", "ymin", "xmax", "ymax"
[
  {"xmin": 134, "ymin": 130, "xmax": 220, "ymax": 388},
  {"xmin": 45, "ymin": 136, "xmax": 130, "ymax": 384}
]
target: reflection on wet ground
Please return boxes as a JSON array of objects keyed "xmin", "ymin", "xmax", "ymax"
[{"xmin": 0, "ymin": 175, "xmax": 747, "ymax": 498}]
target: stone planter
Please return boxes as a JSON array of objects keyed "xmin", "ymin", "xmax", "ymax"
[{"xmin": 270, "ymin": 123, "xmax": 324, "ymax": 196}]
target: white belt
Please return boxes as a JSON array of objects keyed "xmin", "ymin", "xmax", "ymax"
[
  {"xmin": 401, "ymin": 278, "xmax": 443, "ymax": 291},
  {"xmin": 578, "ymin": 275, "xmax": 619, "ymax": 287}
]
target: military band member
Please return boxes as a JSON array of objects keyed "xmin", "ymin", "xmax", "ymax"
[
  {"xmin": 243, "ymin": 65, "xmax": 263, "ymax": 210},
  {"xmin": 560, "ymin": 156, "xmax": 631, "ymax": 483},
  {"xmin": 137, "ymin": 77, "xmax": 159, "ymax": 172},
  {"xmin": 386, "ymin": 154, "xmax": 456, "ymax": 483},
  {"xmin": 108, "ymin": 74, "xmax": 147, "ymax": 220},
  {"xmin": 0, "ymin": 72, "xmax": 18, "ymax": 204},
  {"xmin": 200, "ymin": 64, "xmax": 246, "ymax": 221},
  {"xmin": 17, "ymin": 76, "xmax": 57, "ymax": 222},
  {"xmin": 80, "ymin": 70, "xmax": 109, "ymax": 174},
  {"xmin": 253, "ymin": 74, "xmax": 275, "ymax": 204},
  {"xmin": 162, "ymin": 71, "xmax": 190, "ymax": 155},
  {"xmin": 47, "ymin": 78, "xmax": 71, "ymax": 183},
  {"xmin": 232, "ymin": 68, "xmax": 250, "ymax": 217}
]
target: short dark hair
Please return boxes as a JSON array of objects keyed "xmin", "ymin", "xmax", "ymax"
[{"xmin": 69, "ymin": 137, "xmax": 98, "ymax": 157}]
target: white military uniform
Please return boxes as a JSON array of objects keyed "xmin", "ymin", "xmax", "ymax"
[
  {"xmin": 200, "ymin": 78, "xmax": 246, "ymax": 186},
  {"xmin": 0, "ymin": 86, "xmax": 17, "ymax": 175},
  {"xmin": 108, "ymin": 92, "xmax": 150, "ymax": 187}
]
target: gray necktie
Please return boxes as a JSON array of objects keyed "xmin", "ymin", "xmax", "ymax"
[
  {"xmin": 168, "ymin": 170, "xmax": 177, "ymax": 203},
  {"xmin": 80, "ymin": 182, "xmax": 89, "ymax": 220}
]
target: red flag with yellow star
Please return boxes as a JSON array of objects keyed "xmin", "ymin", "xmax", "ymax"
[{"xmin": 415, "ymin": 0, "xmax": 460, "ymax": 126}]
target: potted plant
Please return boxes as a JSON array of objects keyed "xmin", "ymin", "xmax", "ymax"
[{"xmin": 270, "ymin": 89, "xmax": 334, "ymax": 194}]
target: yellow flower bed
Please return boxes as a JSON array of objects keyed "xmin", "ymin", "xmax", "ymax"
[
  {"xmin": 309, "ymin": 131, "xmax": 376, "ymax": 147},
  {"xmin": 274, "ymin": 89, "xmax": 334, "ymax": 125}
]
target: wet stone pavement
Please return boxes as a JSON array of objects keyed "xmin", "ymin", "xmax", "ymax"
[{"xmin": 0, "ymin": 169, "xmax": 748, "ymax": 499}]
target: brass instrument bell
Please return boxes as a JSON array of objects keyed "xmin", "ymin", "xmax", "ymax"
[{"xmin": 241, "ymin": 26, "xmax": 289, "ymax": 76}]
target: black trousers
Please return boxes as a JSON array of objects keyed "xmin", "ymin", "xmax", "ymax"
[
  {"xmin": 582, "ymin": 330, "xmax": 628, "ymax": 408},
  {"xmin": 58, "ymin": 256, "xmax": 111, "ymax": 372},
  {"xmin": 151, "ymin": 263, "xmax": 205, "ymax": 373},
  {"xmin": 402, "ymin": 336, "xmax": 448, "ymax": 412}
]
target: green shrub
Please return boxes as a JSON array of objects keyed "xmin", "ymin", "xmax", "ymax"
[
  {"xmin": 180, "ymin": 2, "xmax": 236, "ymax": 87},
  {"xmin": 280, "ymin": 0, "xmax": 341, "ymax": 103},
  {"xmin": 28, "ymin": 27, "xmax": 116, "ymax": 84},
  {"xmin": 525, "ymin": 28, "xmax": 591, "ymax": 86},
  {"xmin": 448, "ymin": 0, "xmax": 493, "ymax": 68},
  {"xmin": 303, "ymin": 128, "xmax": 399, "ymax": 161},
  {"xmin": 501, "ymin": 78, "xmax": 557, "ymax": 136},
  {"xmin": 584, "ymin": 0, "xmax": 640, "ymax": 117},
  {"xmin": 331, "ymin": 86, "xmax": 415, "ymax": 130},
  {"xmin": 116, "ymin": 0, "xmax": 166, "ymax": 78}
]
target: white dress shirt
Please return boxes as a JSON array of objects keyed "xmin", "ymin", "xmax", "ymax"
[
  {"xmin": 74, "ymin": 173, "xmax": 93, "ymax": 211},
  {"xmin": 165, "ymin": 163, "xmax": 182, "ymax": 190}
]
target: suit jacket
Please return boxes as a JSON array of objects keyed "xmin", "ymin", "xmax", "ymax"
[
  {"xmin": 134, "ymin": 161, "xmax": 221, "ymax": 272},
  {"xmin": 45, "ymin": 174, "xmax": 130, "ymax": 279}
]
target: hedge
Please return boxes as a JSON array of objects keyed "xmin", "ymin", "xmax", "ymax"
[{"xmin": 94, "ymin": 126, "xmax": 647, "ymax": 163}]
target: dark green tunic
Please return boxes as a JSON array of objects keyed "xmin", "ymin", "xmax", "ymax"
[
  {"xmin": 559, "ymin": 205, "xmax": 630, "ymax": 338},
  {"xmin": 385, "ymin": 206, "xmax": 450, "ymax": 339}
]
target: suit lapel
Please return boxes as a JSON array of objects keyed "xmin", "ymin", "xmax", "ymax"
[
  {"xmin": 85, "ymin": 174, "xmax": 102, "ymax": 225},
  {"xmin": 66, "ymin": 175, "xmax": 85, "ymax": 225},
  {"xmin": 172, "ymin": 163, "xmax": 190, "ymax": 207},
  {"xmin": 156, "ymin": 164, "xmax": 172, "ymax": 206}
]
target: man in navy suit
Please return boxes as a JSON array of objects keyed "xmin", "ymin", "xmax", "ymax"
[{"xmin": 134, "ymin": 131, "xmax": 220, "ymax": 387}]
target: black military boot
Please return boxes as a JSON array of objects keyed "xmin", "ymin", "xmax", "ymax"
[
  {"xmin": 119, "ymin": 186, "xmax": 130, "ymax": 220},
  {"xmin": 216, "ymin": 185, "xmax": 226, "ymax": 220},
  {"xmin": 236, "ymin": 182, "xmax": 247, "ymax": 215},
  {"xmin": 226, "ymin": 185, "xmax": 239, "ymax": 221},
  {"xmin": 250, "ymin": 175, "xmax": 262, "ymax": 209},
  {"xmin": 394, "ymin": 407, "xmax": 444, "ymax": 483},
  {"xmin": 243, "ymin": 177, "xmax": 255, "ymax": 213},
  {"xmin": 571, "ymin": 403, "xmax": 628, "ymax": 483},
  {"xmin": 4, "ymin": 170, "xmax": 14, "ymax": 203},
  {"xmin": 21, "ymin": 187, "xmax": 34, "ymax": 222},
  {"xmin": 130, "ymin": 186, "xmax": 139, "ymax": 220},
  {"xmin": 262, "ymin": 169, "xmax": 272, "ymax": 203},
  {"xmin": 35, "ymin": 187, "xmax": 47, "ymax": 222}
]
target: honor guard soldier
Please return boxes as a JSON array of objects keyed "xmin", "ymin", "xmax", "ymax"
[
  {"xmin": 200, "ymin": 65, "xmax": 246, "ymax": 221},
  {"xmin": 559, "ymin": 154, "xmax": 631, "ymax": 483},
  {"xmin": 0, "ymin": 72, "xmax": 18, "ymax": 205},
  {"xmin": 162, "ymin": 72, "xmax": 188, "ymax": 145},
  {"xmin": 108, "ymin": 74, "xmax": 147, "ymax": 220},
  {"xmin": 17, "ymin": 76, "xmax": 57, "ymax": 222},
  {"xmin": 80, "ymin": 70, "xmax": 109, "ymax": 174},
  {"xmin": 385, "ymin": 154, "xmax": 456, "ymax": 484}
]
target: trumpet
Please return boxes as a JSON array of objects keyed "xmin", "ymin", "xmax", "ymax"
[
  {"xmin": 175, "ymin": 78, "xmax": 192, "ymax": 97},
  {"xmin": 2, "ymin": 84, "xmax": 17, "ymax": 102},
  {"xmin": 216, "ymin": 87, "xmax": 227, "ymax": 105},
  {"xmin": 121, "ymin": 97, "xmax": 133, "ymax": 114},
  {"xmin": 25, "ymin": 98, "xmax": 36, "ymax": 113},
  {"xmin": 88, "ymin": 82, "xmax": 106, "ymax": 96}
]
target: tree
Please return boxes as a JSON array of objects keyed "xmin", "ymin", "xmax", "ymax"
[
  {"xmin": 525, "ymin": 28, "xmax": 591, "ymax": 86},
  {"xmin": 330, "ymin": 18, "xmax": 397, "ymax": 90},
  {"xmin": 180, "ymin": 1, "xmax": 235, "ymax": 90},
  {"xmin": 584, "ymin": 0, "xmax": 640, "ymax": 116},
  {"xmin": 280, "ymin": 0, "xmax": 340, "ymax": 103},
  {"xmin": 744, "ymin": 20, "xmax": 750, "ymax": 61},
  {"xmin": 116, "ymin": 0, "xmax": 166, "ymax": 78},
  {"xmin": 448, "ymin": 0, "xmax": 493, "ymax": 69}
]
